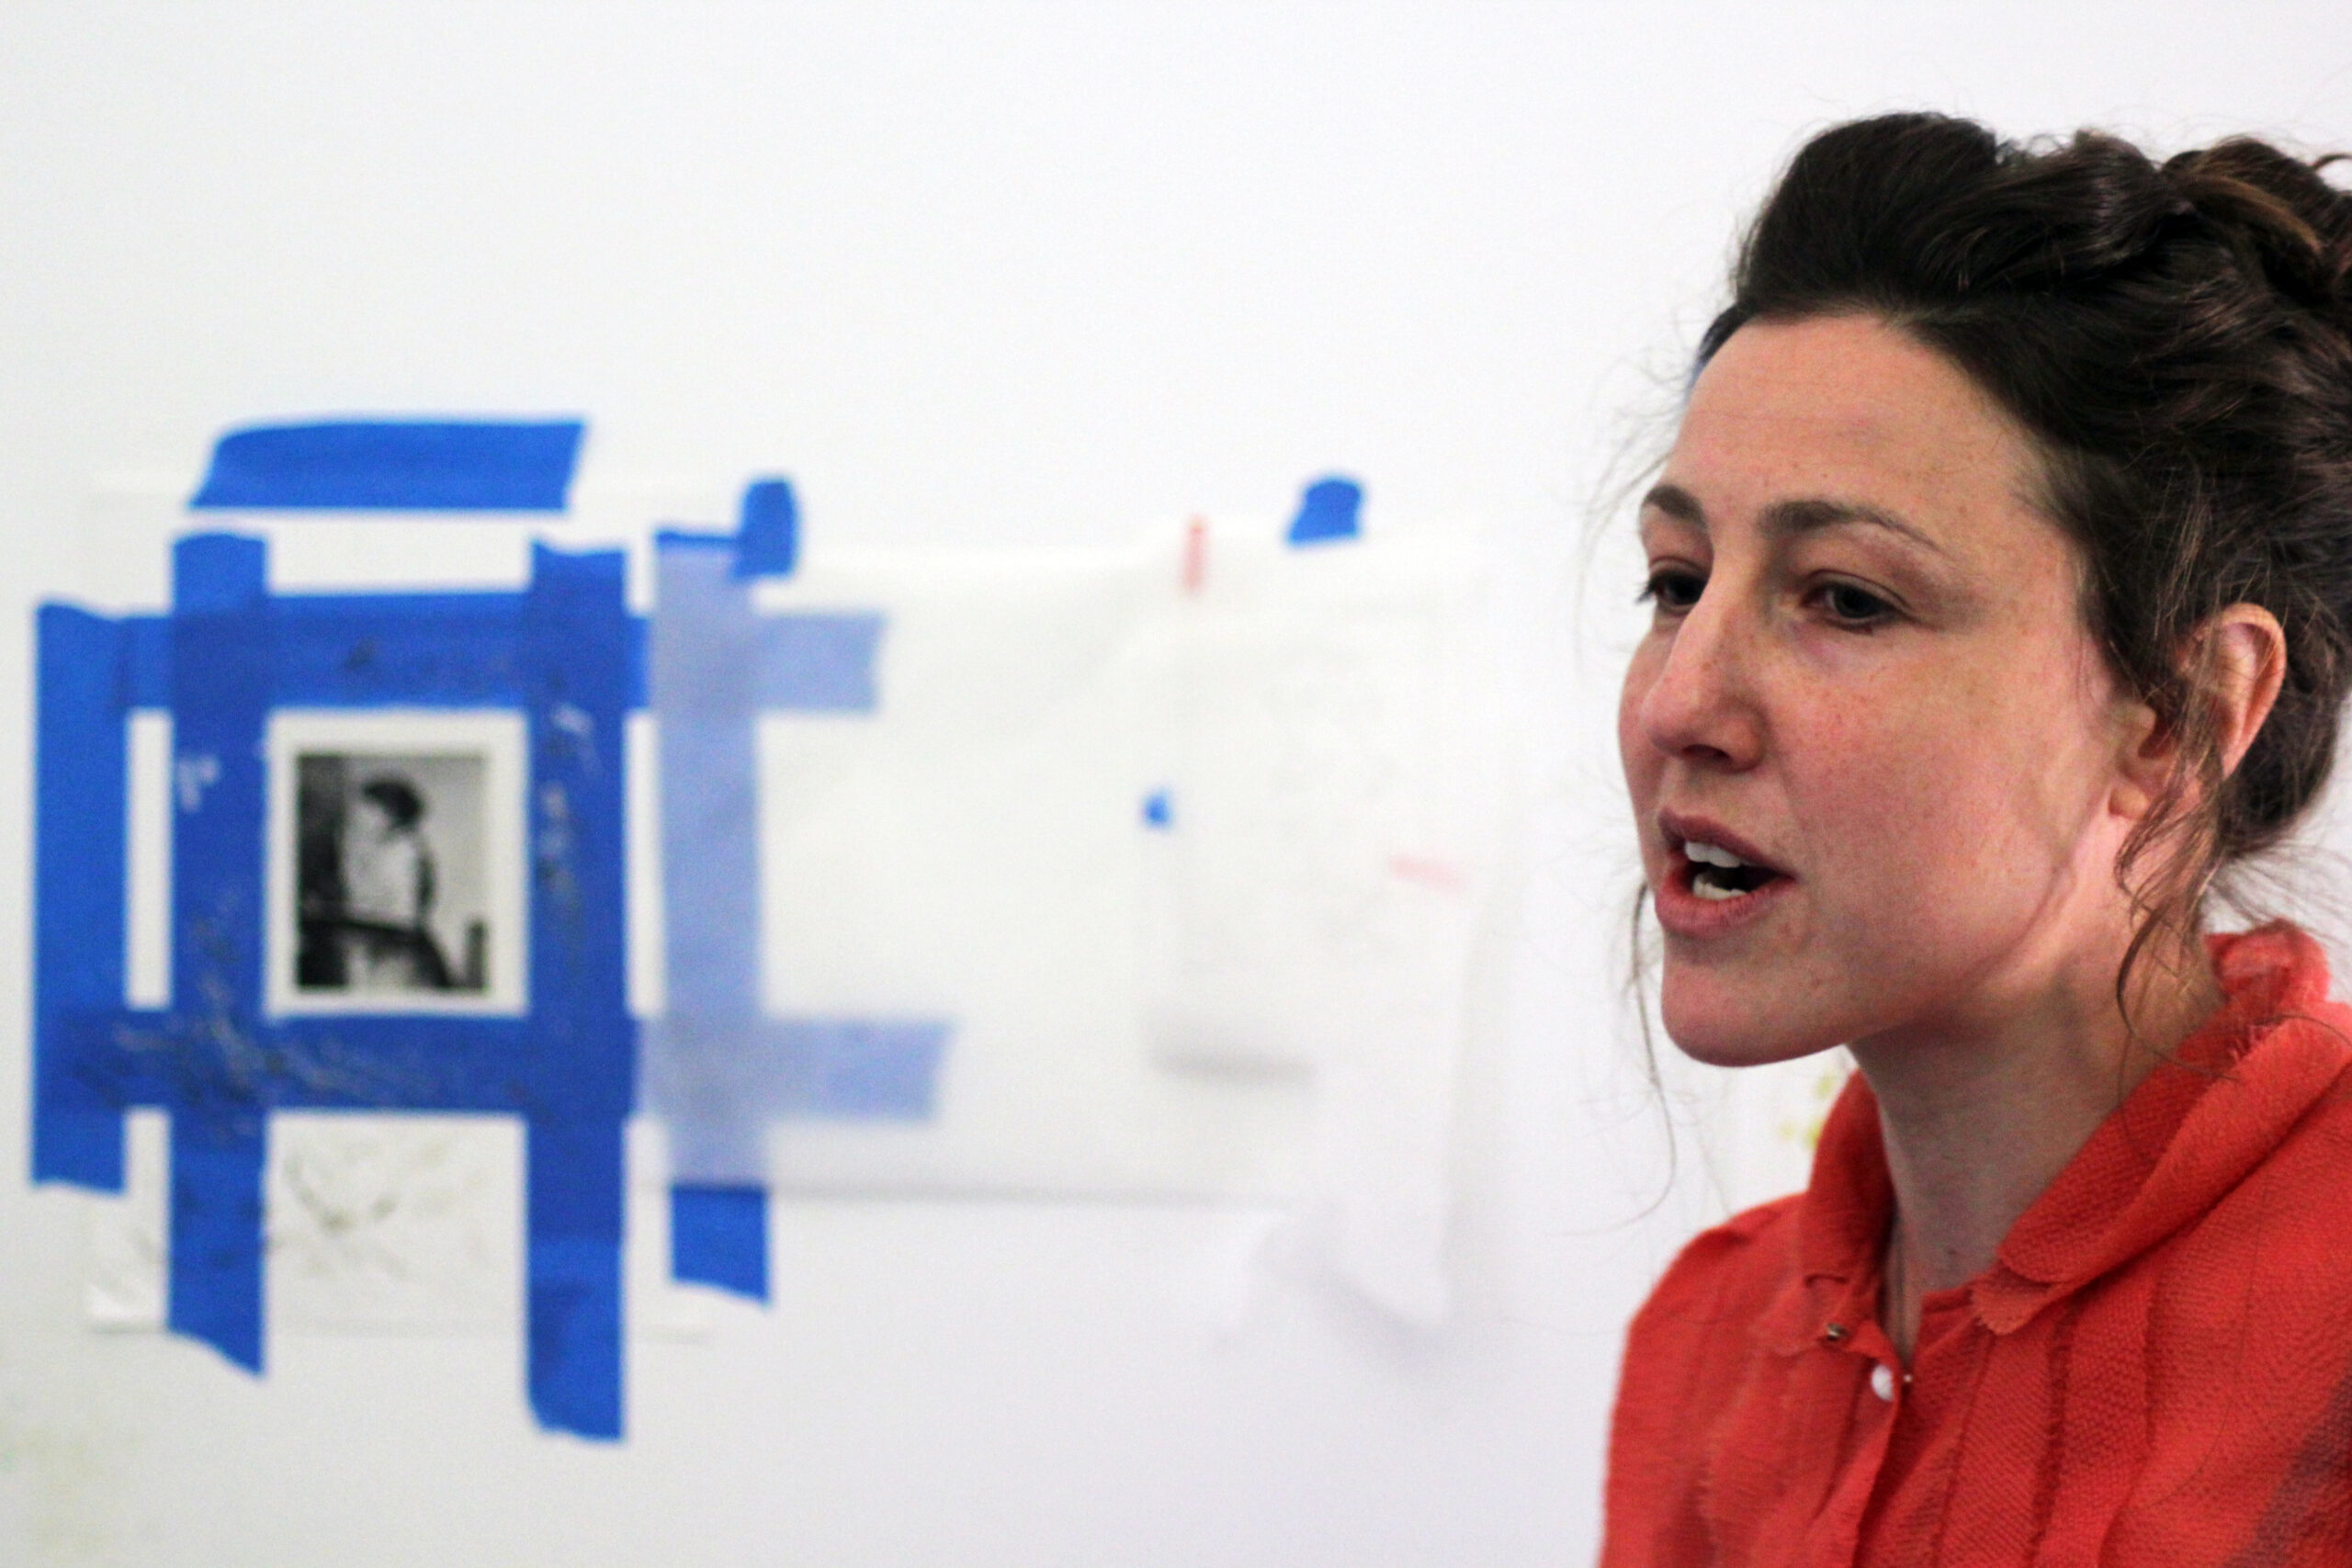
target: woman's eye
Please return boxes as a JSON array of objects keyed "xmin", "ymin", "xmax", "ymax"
[
  {"xmin": 1815, "ymin": 581, "xmax": 1895, "ymax": 626},
  {"xmin": 1640, "ymin": 570, "xmax": 1705, "ymax": 613}
]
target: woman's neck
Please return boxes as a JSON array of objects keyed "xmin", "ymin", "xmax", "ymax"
[{"xmin": 1850, "ymin": 935, "xmax": 2222, "ymax": 1361}]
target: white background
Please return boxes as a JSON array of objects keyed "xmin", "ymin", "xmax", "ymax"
[{"xmin": 4, "ymin": 5, "xmax": 2351, "ymax": 1564}]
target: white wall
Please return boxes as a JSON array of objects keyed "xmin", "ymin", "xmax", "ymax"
[{"xmin": 4, "ymin": 5, "xmax": 2350, "ymax": 1563}]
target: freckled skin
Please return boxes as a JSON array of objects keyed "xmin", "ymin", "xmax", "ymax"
[{"xmin": 1620, "ymin": 315, "xmax": 2151, "ymax": 1068}]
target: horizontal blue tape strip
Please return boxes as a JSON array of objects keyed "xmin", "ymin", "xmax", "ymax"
[
  {"xmin": 754, "ymin": 615, "xmax": 885, "ymax": 710},
  {"xmin": 192, "ymin": 421, "xmax": 584, "ymax": 513},
  {"xmin": 123, "ymin": 604, "xmax": 656, "ymax": 713},
  {"xmin": 56, "ymin": 1010, "xmax": 635, "ymax": 1118},
  {"xmin": 671, "ymin": 1184, "xmax": 769, "ymax": 1301},
  {"xmin": 649, "ymin": 1017, "xmax": 950, "ymax": 1122}
]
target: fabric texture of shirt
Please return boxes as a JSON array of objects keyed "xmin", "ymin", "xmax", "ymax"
[{"xmin": 1600, "ymin": 923, "xmax": 2352, "ymax": 1567}]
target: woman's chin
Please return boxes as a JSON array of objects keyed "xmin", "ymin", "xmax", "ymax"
[{"xmin": 1659, "ymin": 976, "xmax": 1843, "ymax": 1068}]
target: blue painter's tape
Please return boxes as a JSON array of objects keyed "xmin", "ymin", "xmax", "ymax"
[
  {"xmin": 1286, "ymin": 476, "xmax": 1363, "ymax": 546},
  {"xmin": 650, "ymin": 543, "xmax": 765, "ymax": 1016},
  {"xmin": 32, "ymin": 606, "xmax": 129, "ymax": 1189},
  {"xmin": 754, "ymin": 615, "xmax": 884, "ymax": 711},
  {"xmin": 123, "ymin": 617, "xmax": 172, "ymax": 708},
  {"xmin": 519, "ymin": 547, "xmax": 635, "ymax": 1439},
  {"xmin": 163, "ymin": 534, "xmax": 275, "ymax": 1367},
  {"xmin": 527, "ymin": 1120, "xmax": 624, "ymax": 1438},
  {"xmin": 169, "ymin": 1112, "xmax": 266, "ymax": 1371},
  {"xmin": 650, "ymin": 1017, "xmax": 949, "ymax": 1180},
  {"xmin": 784, "ymin": 1019, "xmax": 949, "ymax": 1117},
  {"xmin": 672, "ymin": 1184, "xmax": 769, "ymax": 1301},
  {"xmin": 1142, "ymin": 788, "xmax": 1172, "ymax": 829},
  {"xmin": 625, "ymin": 615, "xmax": 649, "ymax": 711},
  {"xmin": 191, "ymin": 421, "xmax": 584, "ymax": 513},
  {"xmin": 175, "ymin": 533, "xmax": 268, "ymax": 613},
  {"xmin": 32, "ymin": 529, "xmax": 639, "ymax": 1435},
  {"xmin": 734, "ymin": 479, "xmax": 799, "ymax": 580}
]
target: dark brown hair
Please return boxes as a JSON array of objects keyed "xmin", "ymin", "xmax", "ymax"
[{"xmin": 1698, "ymin": 112, "xmax": 2352, "ymax": 988}]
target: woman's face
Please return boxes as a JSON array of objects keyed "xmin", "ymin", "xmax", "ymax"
[{"xmin": 1619, "ymin": 314, "xmax": 2154, "ymax": 1066}]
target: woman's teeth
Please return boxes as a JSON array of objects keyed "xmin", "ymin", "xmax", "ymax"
[{"xmin": 1682, "ymin": 839, "xmax": 1769, "ymax": 901}]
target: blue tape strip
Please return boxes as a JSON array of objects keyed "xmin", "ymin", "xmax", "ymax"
[
  {"xmin": 192, "ymin": 420, "xmax": 585, "ymax": 513},
  {"xmin": 1286, "ymin": 476, "xmax": 1363, "ymax": 546},
  {"xmin": 734, "ymin": 479, "xmax": 799, "ymax": 580},
  {"xmin": 518, "ymin": 546, "xmax": 635, "ymax": 1438},
  {"xmin": 651, "ymin": 543, "xmax": 765, "ymax": 1015},
  {"xmin": 1142, "ymin": 788, "xmax": 1172, "ymax": 829},
  {"xmin": 164, "ymin": 534, "xmax": 274, "ymax": 1370},
  {"xmin": 123, "ymin": 616, "xmax": 172, "ymax": 709},
  {"xmin": 671, "ymin": 1184, "xmax": 769, "ymax": 1300},
  {"xmin": 754, "ymin": 616, "xmax": 885, "ymax": 710},
  {"xmin": 31, "ymin": 606, "xmax": 129, "ymax": 1188},
  {"xmin": 31, "ymin": 530, "xmax": 637, "ymax": 1437},
  {"xmin": 169, "ymin": 1111, "xmax": 266, "ymax": 1371},
  {"xmin": 528, "ymin": 1119, "xmax": 625, "ymax": 1438}
]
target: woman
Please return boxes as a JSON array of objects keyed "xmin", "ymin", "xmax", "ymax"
[{"xmin": 1603, "ymin": 115, "xmax": 2352, "ymax": 1565}]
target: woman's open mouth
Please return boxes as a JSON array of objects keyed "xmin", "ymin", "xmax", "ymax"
[
  {"xmin": 1680, "ymin": 839, "xmax": 1786, "ymax": 901},
  {"xmin": 1652, "ymin": 822, "xmax": 1794, "ymax": 937}
]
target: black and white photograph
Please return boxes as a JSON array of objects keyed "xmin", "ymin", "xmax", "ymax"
[
  {"xmin": 294, "ymin": 750, "xmax": 489, "ymax": 997},
  {"xmin": 267, "ymin": 710, "xmax": 526, "ymax": 1016}
]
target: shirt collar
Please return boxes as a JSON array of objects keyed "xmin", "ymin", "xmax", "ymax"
[{"xmin": 1776, "ymin": 923, "xmax": 2352, "ymax": 1345}]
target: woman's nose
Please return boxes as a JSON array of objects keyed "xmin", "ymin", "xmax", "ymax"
[{"xmin": 1636, "ymin": 592, "xmax": 1764, "ymax": 772}]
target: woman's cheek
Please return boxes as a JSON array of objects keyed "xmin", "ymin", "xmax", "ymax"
[{"xmin": 1792, "ymin": 700, "xmax": 1970, "ymax": 912}]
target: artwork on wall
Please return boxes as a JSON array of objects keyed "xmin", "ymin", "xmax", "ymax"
[{"xmin": 29, "ymin": 418, "xmax": 1510, "ymax": 1439}]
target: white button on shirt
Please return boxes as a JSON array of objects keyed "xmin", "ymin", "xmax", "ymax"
[{"xmin": 1871, "ymin": 1363, "xmax": 1897, "ymax": 1402}]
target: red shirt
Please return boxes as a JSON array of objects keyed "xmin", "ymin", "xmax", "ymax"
[{"xmin": 1601, "ymin": 924, "xmax": 2352, "ymax": 1567}]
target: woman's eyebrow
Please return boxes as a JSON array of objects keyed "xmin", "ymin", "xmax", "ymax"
[
  {"xmin": 1640, "ymin": 484, "xmax": 1947, "ymax": 558},
  {"xmin": 1760, "ymin": 496, "xmax": 1948, "ymax": 557},
  {"xmin": 1639, "ymin": 482, "xmax": 1707, "ymax": 531}
]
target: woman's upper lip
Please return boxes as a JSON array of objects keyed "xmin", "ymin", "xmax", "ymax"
[{"xmin": 1657, "ymin": 809, "xmax": 1790, "ymax": 875}]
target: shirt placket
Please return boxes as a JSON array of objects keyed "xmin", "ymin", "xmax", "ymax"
[{"xmin": 1781, "ymin": 1289, "xmax": 1913, "ymax": 1567}]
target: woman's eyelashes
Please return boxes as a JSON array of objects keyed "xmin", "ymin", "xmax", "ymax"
[
  {"xmin": 1638, "ymin": 565, "xmax": 1903, "ymax": 631},
  {"xmin": 1639, "ymin": 566, "xmax": 1706, "ymax": 614},
  {"xmin": 1807, "ymin": 578, "xmax": 1900, "ymax": 629}
]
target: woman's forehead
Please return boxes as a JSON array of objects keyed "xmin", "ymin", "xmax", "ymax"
[{"xmin": 1661, "ymin": 314, "xmax": 2046, "ymax": 548}]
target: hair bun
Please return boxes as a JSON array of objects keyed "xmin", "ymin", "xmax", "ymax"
[{"xmin": 2163, "ymin": 140, "xmax": 2352, "ymax": 320}]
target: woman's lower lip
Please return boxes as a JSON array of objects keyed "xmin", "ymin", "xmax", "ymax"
[{"xmin": 1653, "ymin": 867, "xmax": 1794, "ymax": 939}]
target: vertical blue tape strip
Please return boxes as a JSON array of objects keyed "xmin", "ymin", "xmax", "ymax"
[
  {"xmin": 519, "ymin": 542, "xmax": 635, "ymax": 1439},
  {"xmin": 163, "ymin": 535, "xmax": 273, "ymax": 1371},
  {"xmin": 32, "ymin": 606, "xmax": 129, "ymax": 1188},
  {"xmin": 652, "ymin": 541, "xmax": 764, "ymax": 1018},
  {"xmin": 122, "ymin": 615, "xmax": 171, "ymax": 706},
  {"xmin": 1285, "ymin": 476, "xmax": 1363, "ymax": 546},
  {"xmin": 671, "ymin": 1184, "xmax": 769, "ymax": 1301},
  {"xmin": 168, "ymin": 1112, "xmax": 266, "ymax": 1371},
  {"xmin": 528, "ymin": 1120, "xmax": 624, "ymax": 1438},
  {"xmin": 733, "ymin": 479, "xmax": 799, "ymax": 579},
  {"xmin": 191, "ymin": 420, "xmax": 585, "ymax": 512}
]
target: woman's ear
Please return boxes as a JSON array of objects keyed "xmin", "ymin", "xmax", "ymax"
[
  {"xmin": 2110, "ymin": 604, "xmax": 2287, "ymax": 822},
  {"xmin": 2200, "ymin": 604, "xmax": 2288, "ymax": 779}
]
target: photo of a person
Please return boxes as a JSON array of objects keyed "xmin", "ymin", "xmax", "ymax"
[{"xmin": 295, "ymin": 752, "xmax": 490, "ymax": 996}]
